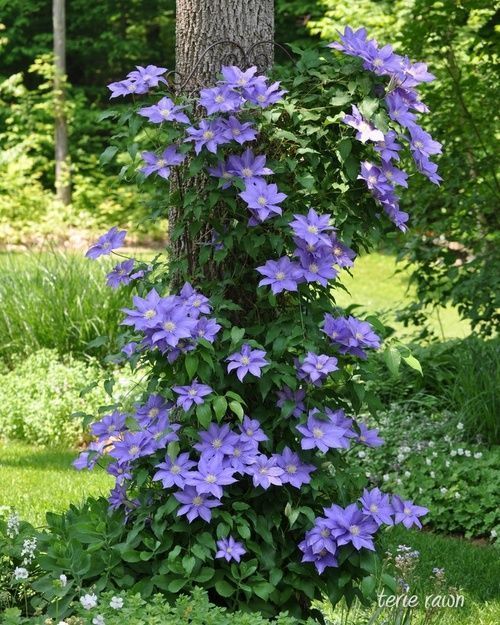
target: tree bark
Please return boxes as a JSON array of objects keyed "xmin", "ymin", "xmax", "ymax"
[
  {"xmin": 53, "ymin": 0, "xmax": 71, "ymax": 205},
  {"xmin": 172, "ymin": 0, "xmax": 274, "ymax": 286}
]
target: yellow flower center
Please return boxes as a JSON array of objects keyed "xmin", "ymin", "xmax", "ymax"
[
  {"xmin": 129, "ymin": 445, "xmax": 140, "ymax": 455},
  {"xmin": 312, "ymin": 427, "xmax": 324, "ymax": 439},
  {"xmin": 241, "ymin": 356, "xmax": 250, "ymax": 365},
  {"xmin": 307, "ymin": 225, "xmax": 318, "ymax": 234},
  {"xmin": 203, "ymin": 130, "xmax": 214, "ymax": 140},
  {"xmin": 215, "ymin": 95, "xmax": 225, "ymax": 103},
  {"xmin": 370, "ymin": 504, "xmax": 379, "ymax": 513},
  {"xmin": 349, "ymin": 524, "xmax": 360, "ymax": 536},
  {"xmin": 160, "ymin": 108, "xmax": 171, "ymax": 118},
  {"xmin": 144, "ymin": 309, "xmax": 156, "ymax": 319},
  {"xmin": 242, "ymin": 167, "xmax": 253, "ymax": 177},
  {"xmin": 212, "ymin": 438, "xmax": 222, "ymax": 448},
  {"xmin": 157, "ymin": 159, "xmax": 167, "ymax": 168},
  {"xmin": 193, "ymin": 496, "xmax": 203, "ymax": 506},
  {"xmin": 368, "ymin": 175, "xmax": 377, "ymax": 185},
  {"xmin": 149, "ymin": 408, "xmax": 159, "ymax": 418},
  {"xmin": 188, "ymin": 388, "xmax": 197, "ymax": 396},
  {"xmin": 171, "ymin": 465, "xmax": 181, "ymax": 474},
  {"xmin": 309, "ymin": 263, "xmax": 319, "ymax": 274},
  {"xmin": 163, "ymin": 321, "xmax": 176, "ymax": 331},
  {"xmin": 205, "ymin": 474, "xmax": 217, "ymax": 483},
  {"xmin": 257, "ymin": 196, "xmax": 267, "ymax": 206},
  {"xmin": 232, "ymin": 129, "xmax": 241, "ymax": 136},
  {"xmin": 275, "ymin": 271, "xmax": 285, "ymax": 281},
  {"xmin": 286, "ymin": 464, "xmax": 297, "ymax": 474},
  {"xmin": 404, "ymin": 507, "xmax": 412, "ymax": 515},
  {"xmin": 320, "ymin": 528, "xmax": 330, "ymax": 537}
]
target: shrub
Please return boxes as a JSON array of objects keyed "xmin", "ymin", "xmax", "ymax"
[
  {"xmin": 0, "ymin": 251, "xmax": 129, "ymax": 364},
  {"xmin": 352, "ymin": 405, "xmax": 500, "ymax": 540},
  {"xmin": 0, "ymin": 349, "xmax": 134, "ymax": 446},
  {"xmin": 70, "ymin": 30, "xmax": 441, "ymax": 618}
]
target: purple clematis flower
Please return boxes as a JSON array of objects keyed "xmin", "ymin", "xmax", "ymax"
[
  {"xmin": 298, "ymin": 352, "xmax": 338, "ymax": 385},
  {"xmin": 328, "ymin": 26, "xmax": 374, "ymax": 59},
  {"xmin": 106, "ymin": 259, "xmax": 144, "ymax": 288},
  {"xmin": 239, "ymin": 416, "xmax": 268, "ymax": 444},
  {"xmin": 73, "ymin": 440, "xmax": 107, "ymax": 471},
  {"xmin": 140, "ymin": 146, "xmax": 186, "ymax": 179},
  {"xmin": 380, "ymin": 162, "xmax": 409, "ymax": 188},
  {"xmin": 186, "ymin": 455, "xmax": 237, "ymax": 498},
  {"xmin": 122, "ymin": 288, "xmax": 163, "ymax": 331},
  {"xmin": 127, "ymin": 64, "xmax": 167, "ymax": 88},
  {"xmin": 304, "ymin": 517, "xmax": 338, "ymax": 555},
  {"xmin": 91, "ymin": 411, "xmax": 127, "ymax": 439},
  {"xmin": 135, "ymin": 394, "xmax": 171, "ymax": 427},
  {"xmin": 276, "ymin": 386, "xmax": 306, "ymax": 418},
  {"xmin": 296, "ymin": 411, "xmax": 348, "ymax": 453},
  {"xmin": 357, "ymin": 422, "xmax": 384, "ymax": 447},
  {"xmin": 224, "ymin": 438, "xmax": 258, "ymax": 473},
  {"xmin": 386, "ymin": 92, "xmax": 416, "ymax": 127},
  {"xmin": 138, "ymin": 97, "xmax": 190, "ymax": 124},
  {"xmin": 220, "ymin": 65, "xmax": 259, "ymax": 89},
  {"xmin": 375, "ymin": 131, "xmax": 402, "ymax": 162},
  {"xmin": 239, "ymin": 179, "xmax": 286, "ymax": 223},
  {"xmin": 359, "ymin": 488, "xmax": 394, "ymax": 526},
  {"xmin": 392, "ymin": 496, "xmax": 429, "ymax": 529},
  {"xmin": 362, "ymin": 44, "xmax": 402, "ymax": 75},
  {"xmin": 323, "ymin": 314, "xmax": 381, "ymax": 359},
  {"xmin": 107, "ymin": 461, "xmax": 132, "ymax": 485},
  {"xmin": 199, "ymin": 85, "xmax": 242, "ymax": 115},
  {"xmin": 244, "ymin": 80, "xmax": 286, "ymax": 108},
  {"xmin": 246, "ymin": 454, "xmax": 284, "ymax": 489},
  {"xmin": 274, "ymin": 447, "xmax": 316, "ymax": 488},
  {"xmin": 153, "ymin": 453, "xmax": 196, "ymax": 489},
  {"xmin": 215, "ymin": 536, "xmax": 247, "ymax": 562},
  {"xmin": 207, "ymin": 161, "xmax": 235, "ymax": 188},
  {"xmin": 194, "ymin": 423, "xmax": 239, "ymax": 459},
  {"xmin": 151, "ymin": 306, "xmax": 196, "ymax": 347},
  {"xmin": 227, "ymin": 148, "xmax": 273, "ymax": 183},
  {"xmin": 290, "ymin": 208, "xmax": 334, "ymax": 248},
  {"xmin": 86, "ymin": 227, "xmax": 126, "ymax": 259},
  {"xmin": 172, "ymin": 380, "xmax": 213, "ymax": 411},
  {"xmin": 256, "ymin": 256, "xmax": 302, "ymax": 294},
  {"xmin": 184, "ymin": 119, "xmax": 227, "ymax": 154},
  {"xmin": 108, "ymin": 78, "xmax": 147, "ymax": 98},
  {"xmin": 192, "ymin": 317, "xmax": 221, "ymax": 343},
  {"xmin": 342, "ymin": 105, "xmax": 384, "ymax": 143},
  {"xmin": 109, "ymin": 431, "xmax": 156, "ymax": 464},
  {"xmin": 358, "ymin": 161, "xmax": 393, "ymax": 195},
  {"xmin": 218, "ymin": 116, "xmax": 258, "ymax": 145},
  {"xmin": 407, "ymin": 124, "xmax": 442, "ymax": 158},
  {"xmin": 226, "ymin": 344, "xmax": 269, "ymax": 382},
  {"xmin": 324, "ymin": 503, "xmax": 378, "ymax": 551},
  {"xmin": 329, "ymin": 234, "xmax": 356, "ymax": 268},
  {"xmin": 295, "ymin": 249, "xmax": 338, "ymax": 286},
  {"xmin": 174, "ymin": 486, "xmax": 222, "ymax": 523},
  {"xmin": 299, "ymin": 541, "xmax": 338, "ymax": 574}
]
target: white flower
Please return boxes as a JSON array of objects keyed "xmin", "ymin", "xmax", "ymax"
[
  {"xmin": 110, "ymin": 596, "xmax": 124, "ymax": 610},
  {"xmin": 396, "ymin": 478, "xmax": 402, "ymax": 485},
  {"xmin": 474, "ymin": 452, "xmax": 483, "ymax": 459},
  {"xmin": 7, "ymin": 512, "xmax": 20, "ymax": 538},
  {"xmin": 397, "ymin": 454, "xmax": 405, "ymax": 462},
  {"xmin": 57, "ymin": 622, "xmax": 69, "ymax": 625},
  {"xmin": 440, "ymin": 487, "xmax": 448, "ymax": 494},
  {"xmin": 444, "ymin": 435, "xmax": 451, "ymax": 443},
  {"xmin": 80, "ymin": 593, "xmax": 98, "ymax": 610},
  {"xmin": 457, "ymin": 448, "xmax": 464, "ymax": 456},
  {"xmin": 383, "ymin": 474, "xmax": 390, "ymax": 482},
  {"xmin": 457, "ymin": 422, "xmax": 464, "ymax": 430},
  {"xmin": 432, "ymin": 451, "xmax": 438, "ymax": 457},
  {"xmin": 454, "ymin": 492, "xmax": 461, "ymax": 499},
  {"xmin": 14, "ymin": 567, "xmax": 29, "ymax": 580},
  {"xmin": 445, "ymin": 460, "xmax": 451, "ymax": 467},
  {"xmin": 357, "ymin": 451, "xmax": 366, "ymax": 459},
  {"xmin": 491, "ymin": 529, "xmax": 497, "ymax": 538},
  {"xmin": 404, "ymin": 471, "xmax": 411, "ymax": 478},
  {"xmin": 92, "ymin": 615, "xmax": 105, "ymax": 625},
  {"xmin": 59, "ymin": 574, "xmax": 67, "ymax": 587},
  {"xmin": 430, "ymin": 471, "xmax": 435, "ymax": 478},
  {"xmin": 428, "ymin": 441, "xmax": 435, "ymax": 448},
  {"xmin": 464, "ymin": 450, "xmax": 471, "ymax": 457},
  {"xmin": 450, "ymin": 450, "xmax": 457, "ymax": 457},
  {"xmin": 426, "ymin": 458, "xmax": 432, "ymax": 466}
]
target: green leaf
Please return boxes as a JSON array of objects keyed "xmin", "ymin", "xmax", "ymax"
[
  {"xmin": 229, "ymin": 401, "xmax": 244, "ymax": 420},
  {"xmin": 253, "ymin": 581, "xmax": 275, "ymax": 600},
  {"xmin": 196, "ymin": 403, "xmax": 212, "ymax": 428},
  {"xmin": 402, "ymin": 354, "xmax": 423, "ymax": 375},
  {"xmin": 182, "ymin": 555, "xmax": 196, "ymax": 576},
  {"xmin": 215, "ymin": 580, "xmax": 235, "ymax": 597},
  {"xmin": 230, "ymin": 326, "xmax": 245, "ymax": 345},
  {"xmin": 185, "ymin": 354, "xmax": 199, "ymax": 379},
  {"xmin": 99, "ymin": 145, "xmax": 119, "ymax": 165},
  {"xmin": 384, "ymin": 346, "xmax": 401, "ymax": 376},
  {"xmin": 167, "ymin": 579, "xmax": 187, "ymax": 593},
  {"xmin": 213, "ymin": 396, "xmax": 228, "ymax": 421}
]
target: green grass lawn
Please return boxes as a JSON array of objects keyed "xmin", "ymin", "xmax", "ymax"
[
  {"xmin": 335, "ymin": 251, "xmax": 470, "ymax": 340},
  {"xmin": 0, "ymin": 441, "xmax": 112, "ymax": 526}
]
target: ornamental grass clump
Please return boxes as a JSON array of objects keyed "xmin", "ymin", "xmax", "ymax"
[{"xmin": 74, "ymin": 28, "xmax": 440, "ymax": 617}]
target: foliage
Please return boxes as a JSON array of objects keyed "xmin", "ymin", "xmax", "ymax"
[
  {"xmin": 368, "ymin": 336, "xmax": 499, "ymax": 445},
  {"xmin": 302, "ymin": 0, "xmax": 500, "ymax": 336},
  {"xmin": 3, "ymin": 588, "xmax": 320, "ymax": 625},
  {"xmin": 0, "ymin": 56, "xmax": 161, "ymax": 244},
  {"xmin": 0, "ymin": 252, "xmax": 129, "ymax": 364},
  {"xmin": 0, "ymin": 444, "xmax": 112, "ymax": 526},
  {"xmin": 0, "ymin": 349, "xmax": 138, "ymax": 446},
  {"xmin": 351, "ymin": 404, "xmax": 500, "ymax": 540}
]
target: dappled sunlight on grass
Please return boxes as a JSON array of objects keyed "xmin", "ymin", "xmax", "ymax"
[
  {"xmin": 334, "ymin": 251, "xmax": 470, "ymax": 339},
  {"xmin": 0, "ymin": 442, "xmax": 112, "ymax": 526}
]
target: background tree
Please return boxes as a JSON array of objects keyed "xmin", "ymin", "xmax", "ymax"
[{"xmin": 53, "ymin": 0, "xmax": 71, "ymax": 205}]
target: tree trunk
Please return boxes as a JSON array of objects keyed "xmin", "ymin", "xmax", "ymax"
[
  {"xmin": 172, "ymin": 0, "xmax": 274, "ymax": 285},
  {"xmin": 53, "ymin": 0, "xmax": 71, "ymax": 205}
]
